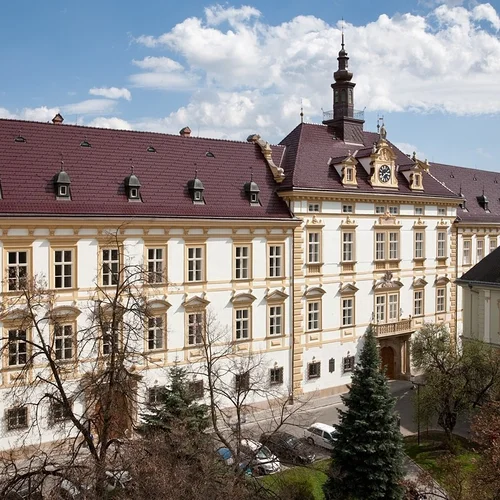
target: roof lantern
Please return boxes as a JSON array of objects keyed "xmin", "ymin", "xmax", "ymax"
[
  {"xmin": 187, "ymin": 171, "xmax": 205, "ymax": 204},
  {"xmin": 244, "ymin": 175, "xmax": 260, "ymax": 205},
  {"xmin": 54, "ymin": 162, "xmax": 71, "ymax": 199},
  {"xmin": 124, "ymin": 167, "xmax": 141, "ymax": 201},
  {"xmin": 52, "ymin": 113, "xmax": 64, "ymax": 125}
]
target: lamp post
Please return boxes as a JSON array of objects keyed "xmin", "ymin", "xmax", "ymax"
[{"xmin": 411, "ymin": 375, "xmax": 425, "ymax": 447}]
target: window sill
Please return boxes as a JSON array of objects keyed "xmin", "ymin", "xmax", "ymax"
[
  {"xmin": 374, "ymin": 259, "xmax": 401, "ymax": 271},
  {"xmin": 306, "ymin": 263, "xmax": 323, "ymax": 275},
  {"xmin": 184, "ymin": 280, "xmax": 207, "ymax": 286}
]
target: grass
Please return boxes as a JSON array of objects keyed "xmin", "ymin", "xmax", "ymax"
[
  {"xmin": 259, "ymin": 459, "xmax": 330, "ymax": 500},
  {"xmin": 404, "ymin": 431, "xmax": 479, "ymax": 491}
]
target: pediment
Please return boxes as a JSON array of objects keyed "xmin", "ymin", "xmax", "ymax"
[
  {"xmin": 339, "ymin": 283, "xmax": 358, "ymax": 295},
  {"xmin": 231, "ymin": 293, "xmax": 257, "ymax": 305},
  {"xmin": 304, "ymin": 287, "xmax": 326, "ymax": 298},
  {"xmin": 412, "ymin": 278, "xmax": 428, "ymax": 288},
  {"xmin": 183, "ymin": 296, "xmax": 210, "ymax": 311},
  {"xmin": 265, "ymin": 290, "xmax": 289, "ymax": 303},
  {"xmin": 51, "ymin": 305, "xmax": 82, "ymax": 320},
  {"xmin": 0, "ymin": 308, "xmax": 29, "ymax": 324},
  {"xmin": 435, "ymin": 276, "xmax": 450, "ymax": 286},
  {"xmin": 146, "ymin": 299, "xmax": 171, "ymax": 315},
  {"xmin": 373, "ymin": 271, "xmax": 403, "ymax": 291}
]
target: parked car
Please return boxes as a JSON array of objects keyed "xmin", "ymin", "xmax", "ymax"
[
  {"xmin": 240, "ymin": 438, "xmax": 281, "ymax": 475},
  {"xmin": 58, "ymin": 470, "xmax": 131, "ymax": 499},
  {"xmin": 216, "ymin": 447, "xmax": 252, "ymax": 476},
  {"xmin": 260, "ymin": 431, "xmax": 315, "ymax": 465},
  {"xmin": 303, "ymin": 422, "xmax": 337, "ymax": 450}
]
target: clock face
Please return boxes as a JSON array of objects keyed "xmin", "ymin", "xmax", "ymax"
[{"xmin": 379, "ymin": 165, "xmax": 391, "ymax": 183}]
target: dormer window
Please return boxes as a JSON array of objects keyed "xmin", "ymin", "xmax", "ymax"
[
  {"xmin": 124, "ymin": 171, "xmax": 141, "ymax": 202},
  {"xmin": 54, "ymin": 168, "xmax": 71, "ymax": 200},
  {"xmin": 188, "ymin": 176, "xmax": 205, "ymax": 204},
  {"xmin": 244, "ymin": 180, "xmax": 260, "ymax": 206},
  {"xmin": 477, "ymin": 193, "xmax": 489, "ymax": 212},
  {"xmin": 409, "ymin": 171, "xmax": 424, "ymax": 191}
]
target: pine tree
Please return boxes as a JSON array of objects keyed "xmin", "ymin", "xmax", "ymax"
[
  {"xmin": 141, "ymin": 364, "xmax": 209, "ymax": 434},
  {"xmin": 324, "ymin": 328, "xmax": 404, "ymax": 500}
]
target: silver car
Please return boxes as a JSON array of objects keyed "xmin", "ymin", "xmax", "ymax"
[{"xmin": 240, "ymin": 438, "xmax": 281, "ymax": 475}]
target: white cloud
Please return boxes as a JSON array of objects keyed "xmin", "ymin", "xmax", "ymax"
[
  {"xmin": 62, "ymin": 99, "xmax": 117, "ymax": 115},
  {"xmin": 130, "ymin": 3, "xmax": 500, "ymax": 142},
  {"xmin": 87, "ymin": 117, "xmax": 132, "ymax": 130},
  {"xmin": 393, "ymin": 142, "xmax": 424, "ymax": 159},
  {"xmin": 0, "ymin": 106, "xmax": 60, "ymax": 122},
  {"xmin": 89, "ymin": 87, "xmax": 132, "ymax": 101}
]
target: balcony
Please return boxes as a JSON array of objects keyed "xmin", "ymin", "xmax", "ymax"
[
  {"xmin": 322, "ymin": 108, "xmax": 365, "ymax": 122},
  {"xmin": 371, "ymin": 318, "xmax": 414, "ymax": 338}
]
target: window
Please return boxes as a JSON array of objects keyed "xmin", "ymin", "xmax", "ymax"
[
  {"xmin": 187, "ymin": 247, "xmax": 204, "ymax": 282},
  {"xmin": 345, "ymin": 168, "xmax": 354, "ymax": 182},
  {"xmin": 436, "ymin": 287, "xmax": 446, "ymax": 313},
  {"xmin": 270, "ymin": 367, "xmax": 284, "ymax": 385},
  {"xmin": 235, "ymin": 246, "xmax": 250, "ymax": 280},
  {"xmin": 235, "ymin": 308, "xmax": 250, "ymax": 340},
  {"xmin": 388, "ymin": 206, "xmax": 399, "ymax": 215},
  {"xmin": 235, "ymin": 371, "xmax": 250, "ymax": 392},
  {"xmin": 414, "ymin": 290, "xmax": 424, "ymax": 317},
  {"xmin": 6, "ymin": 407, "xmax": 28, "ymax": 430},
  {"xmin": 308, "ymin": 203, "xmax": 320, "ymax": 213},
  {"xmin": 463, "ymin": 240, "xmax": 471, "ymax": 265},
  {"xmin": 269, "ymin": 245, "xmax": 283, "ymax": 277},
  {"xmin": 147, "ymin": 248, "xmax": 164, "ymax": 284},
  {"xmin": 329, "ymin": 358, "xmax": 335, "ymax": 373},
  {"xmin": 188, "ymin": 312, "xmax": 204, "ymax": 345},
  {"xmin": 54, "ymin": 250, "xmax": 73, "ymax": 289},
  {"xmin": 375, "ymin": 232, "xmax": 386, "ymax": 260},
  {"xmin": 437, "ymin": 231, "xmax": 447, "ymax": 259},
  {"xmin": 147, "ymin": 316, "xmax": 164, "ymax": 350},
  {"xmin": 375, "ymin": 205, "xmax": 398, "ymax": 215},
  {"xmin": 307, "ymin": 301, "xmax": 320, "ymax": 331},
  {"xmin": 342, "ymin": 298, "xmax": 354, "ymax": 327},
  {"xmin": 269, "ymin": 305, "xmax": 282, "ymax": 336},
  {"xmin": 342, "ymin": 232, "xmax": 354, "ymax": 262},
  {"xmin": 477, "ymin": 239, "xmax": 484, "ymax": 262},
  {"xmin": 7, "ymin": 251, "xmax": 28, "ymax": 291},
  {"xmin": 188, "ymin": 380, "xmax": 204, "ymax": 399},
  {"xmin": 342, "ymin": 204, "xmax": 353, "ymax": 214},
  {"xmin": 8, "ymin": 329, "xmax": 27, "ymax": 366},
  {"xmin": 415, "ymin": 206, "xmax": 424, "ymax": 216},
  {"xmin": 308, "ymin": 361, "xmax": 321, "ymax": 379},
  {"xmin": 414, "ymin": 231, "xmax": 424, "ymax": 259},
  {"xmin": 102, "ymin": 323, "xmax": 119, "ymax": 355},
  {"xmin": 375, "ymin": 205, "xmax": 385, "ymax": 214},
  {"xmin": 102, "ymin": 249, "xmax": 119, "ymax": 286},
  {"xmin": 490, "ymin": 237, "xmax": 497, "ymax": 254},
  {"xmin": 307, "ymin": 232, "xmax": 320, "ymax": 263},
  {"xmin": 343, "ymin": 356, "xmax": 355, "ymax": 373},
  {"xmin": 389, "ymin": 232, "xmax": 399, "ymax": 260},
  {"xmin": 375, "ymin": 293, "xmax": 399, "ymax": 323},
  {"xmin": 147, "ymin": 387, "xmax": 166, "ymax": 406},
  {"xmin": 50, "ymin": 401, "xmax": 72, "ymax": 423},
  {"xmin": 54, "ymin": 324, "xmax": 73, "ymax": 360},
  {"xmin": 437, "ymin": 207, "xmax": 446, "ymax": 216}
]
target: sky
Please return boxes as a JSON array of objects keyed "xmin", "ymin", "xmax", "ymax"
[{"xmin": 1, "ymin": 0, "xmax": 500, "ymax": 169}]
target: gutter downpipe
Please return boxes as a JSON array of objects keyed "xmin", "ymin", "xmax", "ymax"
[
  {"xmin": 455, "ymin": 223, "xmax": 459, "ymax": 345},
  {"xmin": 289, "ymin": 222, "xmax": 295, "ymax": 405}
]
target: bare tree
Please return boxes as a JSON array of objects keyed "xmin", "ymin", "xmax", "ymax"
[{"xmin": 0, "ymin": 232, "xmax": 166, "ymax": 498}]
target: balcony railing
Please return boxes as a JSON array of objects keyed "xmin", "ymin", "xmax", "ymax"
[
  {"xmin": 322, "ymin": 108, "xmax": 365, "ymax": 122},
  {"xmin": 371, "ymin": 318, "xmax": 413, "ymax": 338}
]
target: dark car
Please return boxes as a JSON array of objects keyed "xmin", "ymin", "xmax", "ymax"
[{"xmin": 260, "ymin": 431, "xmax": 315, "ymax": 465}]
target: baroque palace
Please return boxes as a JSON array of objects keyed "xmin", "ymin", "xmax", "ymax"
[{"xmin": 0, "ymin": 40, "xmax": 497, "ymax": 450}]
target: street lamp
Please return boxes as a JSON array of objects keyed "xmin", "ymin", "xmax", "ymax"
[{"xmin": 411, "ymin": 374, "xmax": 425, "ymax": 447}]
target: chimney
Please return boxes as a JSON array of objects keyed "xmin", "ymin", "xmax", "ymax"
[
  {"xmin": 179, "ymin": 126, "xmax": 191, "ymax": 137},
  {"xmin": 52, "ymin": 113, "xmax": 64, "ymax": 125}
]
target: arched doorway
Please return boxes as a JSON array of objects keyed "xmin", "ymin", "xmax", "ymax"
[{"xmin": 380, "ymin": 346, "xmax": 395, "ymax": 379}]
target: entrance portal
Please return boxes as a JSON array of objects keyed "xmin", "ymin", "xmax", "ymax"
[{"xmin": 380, "ymin": 346, "xmax": 395, "ymax": 379}]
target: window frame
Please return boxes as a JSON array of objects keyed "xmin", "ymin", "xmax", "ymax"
[
  {"xmin": 307, "ymin": 361, "xmax": 321, "ymax": 380},
  {"xmin": 307, "ymin": 231, "xmax": 321, "ymax": 264},
  {"xmin": 268, "ymin": 304, "xmax": 283, "ymax": 337},
  {"xmin": 490, "ymin": 236, "xmax": 498, "ymax": 254},
  {"xmin": 187, "ymin": 311, "xmax": 205, "ymax": 346},
  {"xmin": 6, "ymin": 249, "xmax": 30, "ymax": 292},
  {"xmin": 436, "ymin": 287, "xmax": 446, "ymax": 313},
  {"xmin": 7, "ymin": 328, "xmax": 28, "ymax": 367},
  {"xmin": 54, "ymin": 323, "xmax": 75, "ymax": 361},
  {"xmin": 147, "ymin": 315, "xmax": 165, "ymax": 351},
  {"xmin": 53, "ymin": 248, "xmax": 74, "ymax": 289},
  {"xmin": 235, "ymin": 371, "xmax": 250, "ymax": 392},
  {"xmin": 308, "ymin": 203, "xmax": 320, "ymax": 213},
  {"xmin": 50, "ymin": 400, "xmax": 72, "ymax": 424},
  {"xmin": 341, "ymin": 297, "xmax": 354, "ymax": 327},
  {"xmin": 268, "ymin": 243, "xmax": 284, "ymax": 278},
  {"xmin": 188, "ymin": 380, "xmax": 204, "ymax": 399},
  {"xmin": 413, "ymin": 290, "xmax": 424, "ymax": 317},
  {"xmin": 414, "ymin": 231, "xmax": 425, "ymax": 260},
  {"xmin": 234, "ymin": 244, "xmax": 251, "ymax": 281},
  {"xmin": 341, "ymin": 230, "xmax": 355, "ymax": 263},
  {"xmin": 186, "ymin": 245, "xmax": 205, "ymax": 283},
  {"xmin": 342, "ymin": 204, "xmax": 354, "ymax": 214},
  {"xmin": 306, "ymin": 300, "xmax": 321, "ymax": 332},
  {"xmin": 6, "ymin": 406, "xmax": 28, "ymax": 430},
  {"xmin": 437, "ymin": 230, "xmax": 447, "ymax": 259},
  {"xmin": 463, "ymin": 239, "xmax": 471, "ymax": 265},
  {"xmin": 101, "ymin": 247, "xmax": 121, "ymax": 287},
  {"xmin": 477, "ymin": 238, "xmax": 485, "ymax": 263},
  {"xmin": 146, "ymin": 246, "xmax": 166, "ymax": 285},
  {"xmin": 270, "ymin": 366, "xmax": 284, "ymax": 385},
  {"xmin": 374, "ymin": 292, "xmax": 400, "ymax": 324},
  {"xmin": 343, "ymin": 355, "xmax": 355, "ymax": 373},
  {"xmin": 234, "ymin": 306, "xmax": 251, "ymax": 341}
]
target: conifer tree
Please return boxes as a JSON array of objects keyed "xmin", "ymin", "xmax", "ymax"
[
  {"xmin": 141, "ymin": 364, "xmax": 209, "ymax": 434},
  {"xmin": 324, "ymin": 327, "xmax": 404, "ymax": 500}
]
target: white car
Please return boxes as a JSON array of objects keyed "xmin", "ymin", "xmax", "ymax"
[
  {"xmin": 59, "ymin": 470, "xmax": 131, "ymax": 498},
  {"xmin": 303, "ymin": 422, "xmax": 337, "ymax": 450},
  {"xmin": 240, "ymin": 438, "xmax": 282, "ymax": 475}
]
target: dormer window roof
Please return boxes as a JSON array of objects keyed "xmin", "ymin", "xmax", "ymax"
[
  {"xmin": 124, "ymin": 170, "xmax": 141, "ymax": 201},
  {"xmin": 54, "ymin": 167, "xmax": 71, "ymax": 200},
  {"xmin": 188, "ymin": 176, "xmax": 205, "ymax": 204},
  {"xmin": 244, "ymin": 180, "xmax": 260, "ymax": 205},
  {"xmin": 477, "ymin": 193, "xmax": 489, "ymax": 212}
]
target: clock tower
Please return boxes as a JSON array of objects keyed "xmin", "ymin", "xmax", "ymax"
[{"xmin": 322, "ymin": 33, "xmax": 365, "ymax": 144}]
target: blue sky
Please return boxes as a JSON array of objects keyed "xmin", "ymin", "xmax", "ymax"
[{"xmin": 1, "ymin": 0, "xmax": 500, "ymax": 169}]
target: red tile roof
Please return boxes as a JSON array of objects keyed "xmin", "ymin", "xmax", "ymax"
[
  {"xmin": 279, "ymin": 123, "xmax": 460, "ymax": 199},
  {"xmin": 430, "ymin": 162, "xmax": 500, "ymax": 222},
  {"xmin": 0, "ymin": 119, "xmax": 293, "ymax": 220}
]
